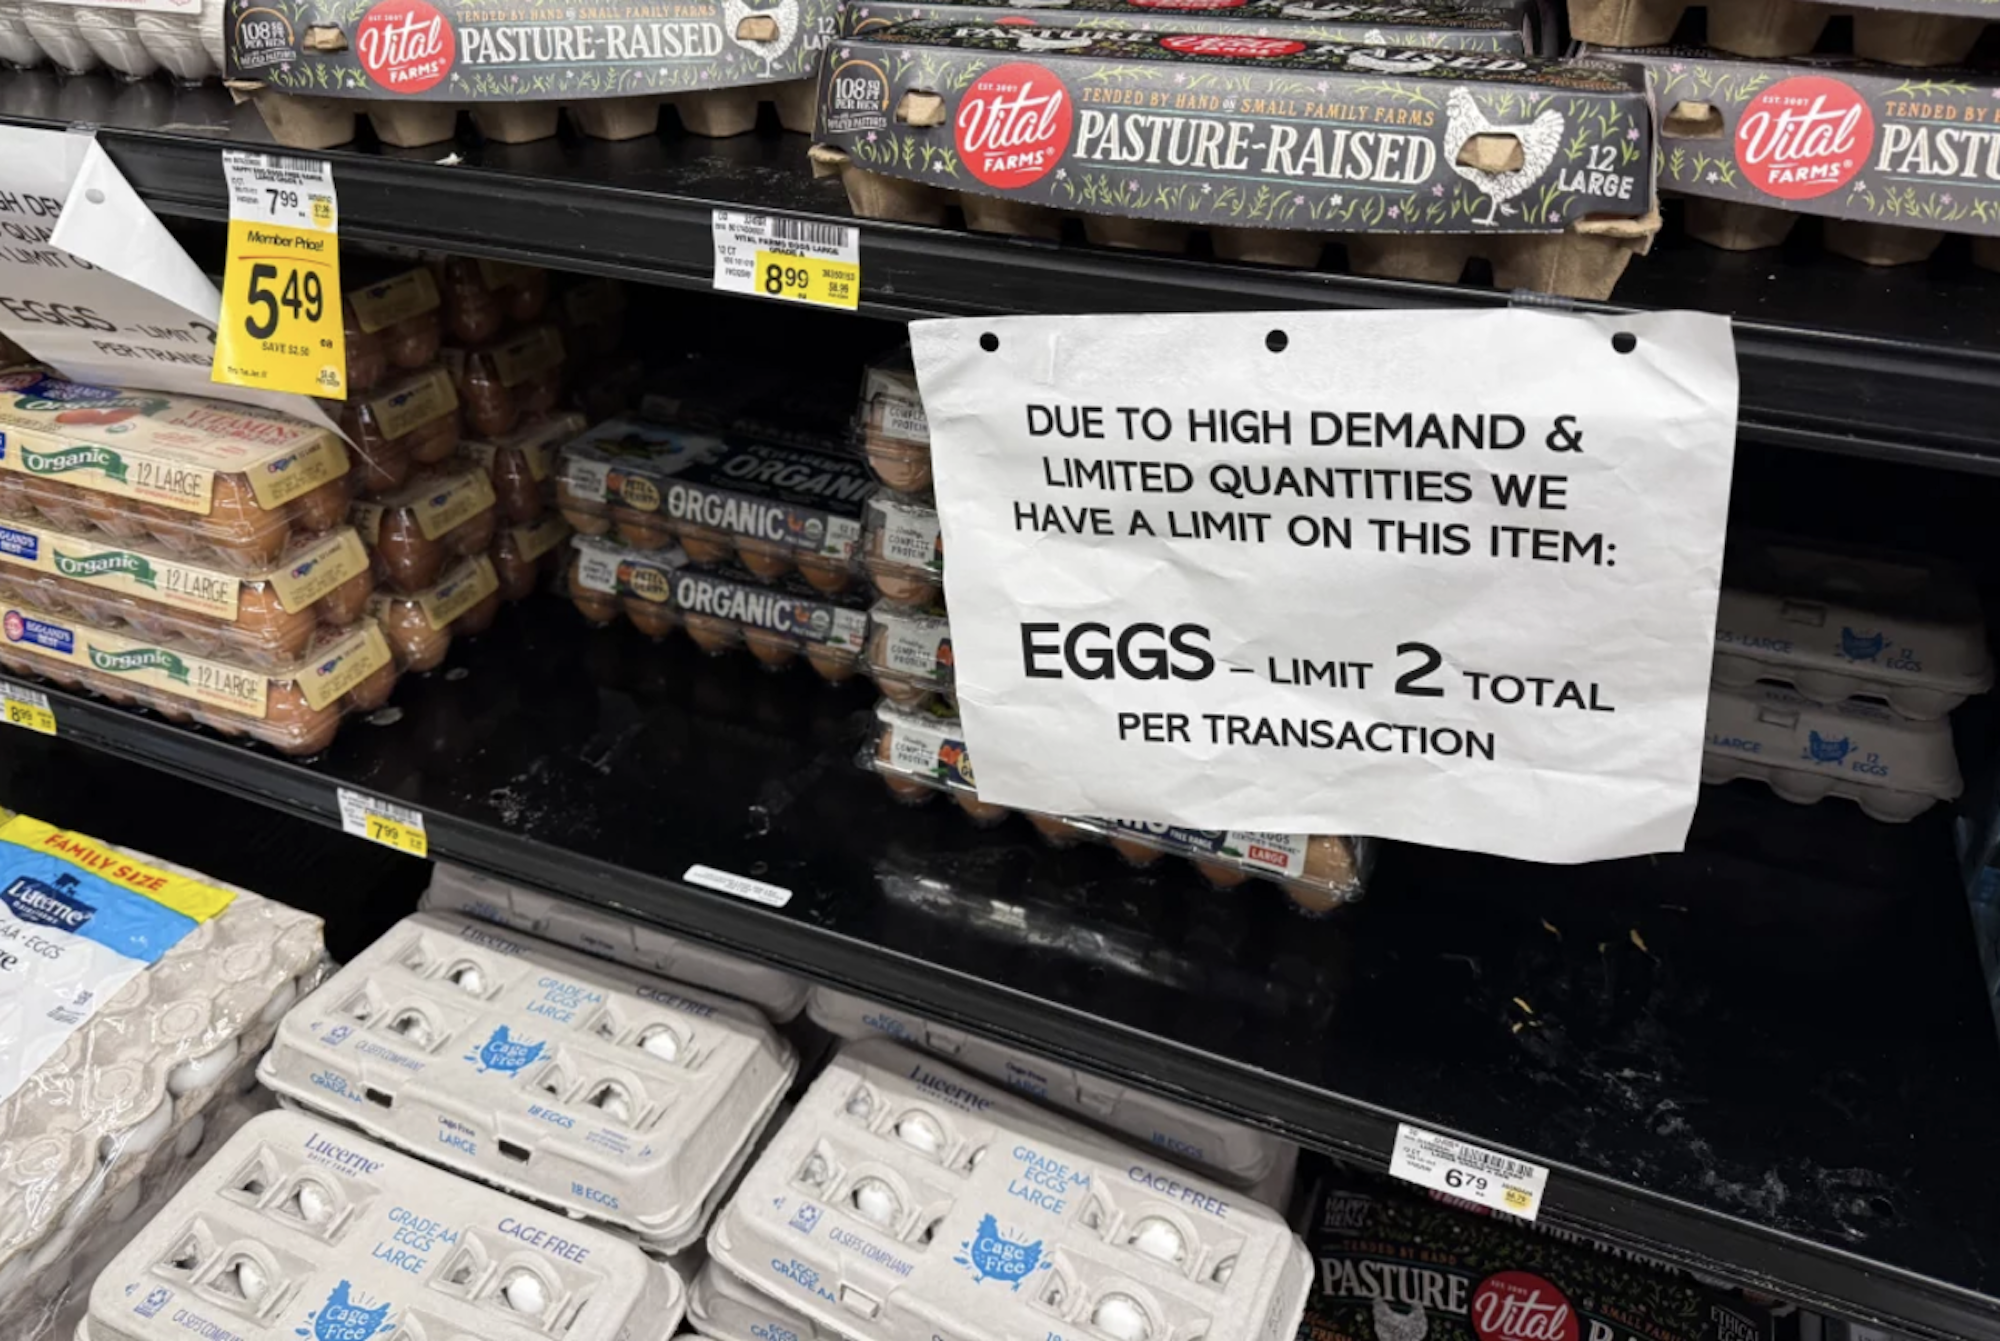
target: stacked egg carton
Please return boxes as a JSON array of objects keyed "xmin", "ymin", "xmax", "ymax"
[
  {"xmin": 1701, "ymin": 533, "xmax": 1992, "ymax": 821},
  {"xmin": 0, "ymin": 0, "xmax": 216, "ymax": 82},
  {"xmin": 0, "ymin": 816, "xmax": 326, "ymax": 1329},
  {"xmin": 700, "ymin": 1038, "xmax": 1314, "ymax": 1341}
]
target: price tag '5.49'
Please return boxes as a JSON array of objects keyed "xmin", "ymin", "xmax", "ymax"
[{"xmin": 213, "ymin": 152, "xmax": 346, "ymax": 399}]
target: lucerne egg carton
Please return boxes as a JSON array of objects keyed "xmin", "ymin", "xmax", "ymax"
[
  {"xmin": 421, "ymin": 862, "xmax": 810, "ymax": 1022},
  {"xmin": 0, "ymin": 816, "xmax": 325, "ymax": 1321},
  {"xmin": 707, "ymin": 1038, "xmax": 1314, "ymax": 1341},
  {"xmin": 1713, "ymin": 535, "xmax": 1992, "ymax": 720},
  {"xmin": 4, "ymin": 0, "xmax": 217, "ymax": 83},
  {"xmin": 257, "ymin": 910, "xmax": 798, "ymax": 1252},
  {"xmin": 806, "ymin": 988, "xmax": 1291, "ymax": 1195},
  {"xmin": 690, "ymin": 1254, "xmax": 846, "ymax": 1341},
  {"xmin": 79, "ymin": 1109, "xmax": 688, "ymax": 1341},
  {"xmin": 1703, "ymin": 683, "xmax": 1961, "ymax": 821}
]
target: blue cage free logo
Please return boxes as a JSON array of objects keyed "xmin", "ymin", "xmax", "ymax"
[
  {"xmin": 296, "ymin": 1280, "xmax": 392, "ymax": 1340},
  {"xmin": 1807, "ymin": 731, "xmax": 1854, "ymax": 764},
  {"xmin": 1839, "ymin": 628, "xmax": 1887, "ymax": 662},
  {"xmin": 464, "ymin": 1024, "xmax": 545, "ymax": 1075},
  {"xmin": 955, "ymin": 1214, "xmax": 1049, "ymax": 1289}
]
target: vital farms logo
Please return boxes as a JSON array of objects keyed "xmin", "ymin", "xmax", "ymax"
[
  {"xmin": 956, "ymin": 62, "xmax": 1074, "ymax": 188},
  {"xmin": 1736, "ymin": 75, "xmax": 1874, "ymax": 200},
  {"xmin": 296, "ymin": 1279, "xmax": 393, "ymax": 1340},
  {"xmin": 55, "ymin": 550, "xmax": 156, "ymax": 586},
  {"xmin": 1469, "ymin": 1271, "xmax": 1578, "ymax": 1341},
  {"xmin": 356, "ymin": 0, "xmax": 455, "ymax": 93},
  {"xmin": 1, "ymin": 874, "xmax": 94, "ymax": 931},
  {"xmin": 464, "ymin": 1024, "xmax": 545, "ymax": 1075},
  {"xmin": 954, "ymin": 1214, "xmax": 1049, "ymax": 1289},
  {"xmin": 89, "ymin": 646, "xmax": 190, "ymax": 681}
]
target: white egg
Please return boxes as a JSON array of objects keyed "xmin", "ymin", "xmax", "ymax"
[
  {"xmin": 291, "ymin": 1180, "xmax": 333, "ymax": 1225},
  {"xmin": 1093, "ymin": 1295, "xmax": 1150, "ymax": 1341},
  {"xmin": 589, "ymin": 1084, "xmax": 633, "ymax": 1123},
  {"xmin": 894, "ymin": 1112, "xmax": 943, "ymax": 1154},
  {"xmin": 1128, "ymin": 1218, "xmax": 1185, "ymax": 1264},
  {"xmin": 639, "ymin": 1025, "xmax": 680, "ymax": 1061},
  {"xmin": 501, "ymin": 1268, "xmax": 549, "ymax": 1315},
  {"xmin": 845, "ymin": 1088, "xmax": 875, "ymax": 1119},
  {"xmin": 1212, "ymin": 1257, "xmax": 1237, "ymax": 1285},
  {"xmin": 447, "ymin": 961, "xmax": 485, "ymax": 994},
  {"xmin": 799, "ymin": 1153, "xmax": 831, "ymax": 1188},
  {"xmin": 226, "ymin": 1257, "xmax": 269, "ymax": 1302},
  {"xmin": 851, "ymin": 1178, "xmax": 901, "ymax": 1227},
  {"xmin": 389, "ymin": 1011, "xmax": 433, "ymax": 1046}
]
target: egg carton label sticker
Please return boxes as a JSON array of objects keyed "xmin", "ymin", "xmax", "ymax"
[
  {"xmin": 0, "ymin": 815, "xmax": 233, "ymax": 1105},
  {"xmin": 491, "ymin": 327, "xmax": 566, "ymax": 387},
  {"xmin": 348, "ymin": 266, "xmax": 441, "ymax": 332},
  {"xmin": 913, "ymin": 311, "xmax": 1737, "ymax": 864},
  {"xmin": 876, "ymin": 499, "xmax": 944, "ymax": 572},
  {"xmin": 365, "ymin": 368, "xmax": 460, "ymax": 440},
  {"xmin": 408, "ymin": 468, "xmax": 498, "ymax": 541}
]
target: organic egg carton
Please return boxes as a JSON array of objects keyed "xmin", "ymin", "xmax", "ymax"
[
  {"xmin": 0, "ymin": 819, "xmax": 325, "ymax": 1317},
  {"xmin": 1712, "ymin": 535, "xmax": 1992, "ymax": 719},
  {"xmin": 806, "ymin": 988, "xmax": 1292, "ymax": 1195},
  {"xmin": 708, "ymin": 1038, "xmax": 1314, "ymax": 1341},
  {"xmin": 1702, "ymin": 683, "xmax": 1961, "ymax": 821},
  {"xmin": 79, "ymin": 1109, "xmax": 688, "ymax": 1341},
  {"xmin": 257, "ymin": 910, "xmax": 799, "ymax": 1252},
  {"xmin": 422, "ymin": 862, "xmax": 811, "ymax": 1022},
  {"xmin": 1571, "ymin": 0, "xmax": 1991, "ymax": 65},
  {"xmin": 691, "ymin": 1254, "xmax": 848, "ymax": 1341}
]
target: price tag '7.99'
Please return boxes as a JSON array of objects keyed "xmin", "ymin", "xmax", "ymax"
[
  {"xmin": 336, "ymin": 788, "xmax": 427, "ymax": 859},
  {"xmin": 213, "ymin": 152, "xmax": 346, "ymax": 399}
]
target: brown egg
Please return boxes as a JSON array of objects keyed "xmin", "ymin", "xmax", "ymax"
[
  {"xmin": 873, "ymin": 727, "xmax": 934, "ymax": 803},
  {"xmin": 343, "ymin": 305, "xmax": 387, "ymax": 392},
  {"xmin": 799, "ymin": 555, "xmax": 854, "ymax": 596},
  {"xmin": 491, "ymin": 542, "xmax": 538, "ymax": 603},
  {"xmin": 263, "ymin": 681, "xmax": 342, "ymax": 756},
  {"xmin": 566, "ymin": 555, "xmax": 618, "ymax": 624},
  {"xmin": 501, "ymin": 268, "xmax": 549, "ymax": 323},
  {"xmin": 209, "ymin": 521, "xmax": 289, "ymax": 571},
  {"xmin": 491, "ymin": 450, "xmax": 543, "ymax": 524},
  {"xmin": 384, "ymin": 312, "xmax": 441, "ymax": 369},
  {"xmin": 737, "ymin": 540, "xmax": 792, "ymax": 582},
  {"xmin": 460, "ymin": 359, "xmax": 518, "ymax": 439},
  {"xmin": 866, "ymin": 629, "xmax": 936, "ymax": 706},
  {"xmin": 804, "ymin": 642, "xmax": 858, "ymax": 684},
  {"xmin": 1109, "ymin": 835, "xmax": 1165, "ymax": 867},
  {"xmin": 350, "ymin": 430, "xmax": 413, "ymax": 497},
  {"xmin": 673, "ymin": 524, "xmax": 732, "ymax": 563},
  {"xmin": 743, "ymin": 628, "xmax": 798, "ymax": 670},
  {"xmin": 406, "ymin": 412, "xmax": 461, "ymax": 466},
  {"xmin": 1287, "ymin": 836, "xmax": 1359, "ymax": 915},
  {"xmin": 138, "ymin": 502, "xmax": 199, "ymax": 555},
  {"xmin": 443, "ymin": 260, "xmax": 505, "ymax": 345},
  {"xmin": 291, "ymin": 477, "xmax": 351, "ymax": 533},
  {"xmin": 518, "ymin": 369, "xmax": 561, "ymax": 419},
  {"xmin": 444, "ymin": 510, "xmax": 496, "ymax": 559},
  {"xmin": 1025, "ymin": 812, "xmax": 1086, "ymax": 848},
  {"xmin": 454, "ymin": 590, "xmax": 501, "ymax": 637},
  {"xmin": 344, "ymin": 658, "xmax": 400, "ymax": 712},
  {"xmin": 382, "ymin": 600, "xmax": 451, "ymax": 672},
  {"xmin": 556, "ymin": 479, "xmax": 607, "ymax": 534},
  {"xmin": 683, "ymin": 613, "xmax": 738, "ymax": 655},
  {"xmin": 0, "ymin": 472, "xmax": 28, "ymax": 517},
  {"xmin": 22, "ymin": 476, "xmax": 87, "ymax": 530},
  {"xmin": 154, "ymin": 698, "xmax": 194, "ymax": 723},
  {"xmin": 235, "ymin": 582, "xmax": 317, "ymax": 662},
  {"xmin": 865, "ymin": 560, "xmax": 935, "ymax": 607},
  {"xmin": 75, "ymin": 490, "xmax": 147, "ymax": 540},
  {"xmin": 621, "ymin": 596, "xmax": 676, "ymax": 641},
  {"xmin": 866, "ymin": 438, "xmax": 932, "ymax": 493},
  {"xmin": 953, "ymin": 790, "xmax": 1011, "ymax": 827},
  {"xmin": 318, "ymin": 566, "xmax": 376, "ymax": 627},
  {"xmin": 376, "ymin": 512, "xmax": 446, "ymax": 593},
  {"xmin": 1192, "ymin": 858, "xmax": 1252, "ymax": 889}
]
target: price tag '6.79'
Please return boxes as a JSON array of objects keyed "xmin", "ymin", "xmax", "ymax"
[
  {"xmin": 213, "ymin": 152, "xmax": 346, "ymax": 399},
  {"xmin": 1390, "ymin": 1122, "xmax": 1549, "ymax": 1222}
]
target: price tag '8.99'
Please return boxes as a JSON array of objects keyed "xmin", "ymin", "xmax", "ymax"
[{"xmin": 213, "ymin": 152, "xmax": 346, "ymax": 399}]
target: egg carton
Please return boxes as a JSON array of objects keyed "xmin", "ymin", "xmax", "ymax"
[
  {"xmin": 855, "ymin": 354, "xmax": 930, "ymax": 496},
  {"xmin": 435, "ymin": 259, "xmax": 552, "ymax": 346},
  {"xmin": 690, "ymin": 1254, "xmax": 848, "ymax": 1341},
  {"xmin": 493, "ymin": 514, "xmax": 574, "ymax": 603},
  {"xmin": 469, "ymin": 411, "xmax": 588, "ymax": 527},
  {"xmin": 805, "ymin": 988, "xmax": 1291, "ymax": 1194},
  {"xmin": 257, "ymin": 910, "xmax": 799, "ymax": 1253},
  {"xmin": 341, "ymin": 266, "xmax": 445, "ymax": 397},
  {"xmin": 708, "ymin": 1038, "xmax": 1314, "ymax": 1341},
  {"xmin": 445, "ymin": 324, "xmax": 568, "ymax": 442},
  {"xmin": 79, "ymin": 1109, "xmax": 688, "ymax": 1341},
  {"xmin": 335, "ymin": 365, "xmax": 465, "ymax": 499},
  {"xmin": 368, "ymin": 553, "xmax": 502, "ymax": 673},
  {"xmin": 1712, "ymin": 535, "xmax": 1992, "ymax": 719},
  {"xmin": 421, "ymin": 863, "xmax": 810, "ymax": 1023},
  {"xmin": 1571, "ymin": 0, "xmax": 1993, "ymax": 65},
  {"xmin": 11, "ymin": 0, "xmax": 216, "ymax": 80},
  {"xmin": 0, "ymin": 817, "xmax": 326, "ymax": 1316},
  {"xmin": 1702, "ymin": 683, "xmax": 1961, "ymax": 821},
  {"xmin": 349, "ymin": 459, "xmax": 499, "ymax": 596}
]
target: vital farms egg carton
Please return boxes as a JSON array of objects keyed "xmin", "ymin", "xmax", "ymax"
[
  {"xmin": 219, "ymin": 0, "xmax": 840, "ymax": 150},
  {"xmin": 0, "ymin": 816, "xmax": 325, "ymax": 1319},
  {"xmin": 1604, "ymin": 46, "xmax": 2000, "ymax": 270},
  {"xmin": 708, "ymin": 1038, "xmax": 1315, "ymax": 1341},
  {"xmin": 1713, "ymin": 535, "xmax": 1992, "ymax": 718},
  {"xmin": 422, "ymin": 861, "xmax": 811, "ymax": 1022},
  {"xmin": 1569, "ymin": 0, "xmax": 1997, "ymax": 65},
  {"xmin": 81, "ymin": 1109, "xmax": 688, "ymax": 1341},
  {"xmin": 257, "ymin": 910, "xmax": 799, "ymax": 1252},
  {"xmin": 811, "ymin": 28, "xmax": 1658, "ymax": 299},
  {"xmin": 1702, "ymin": 682, "xmax": 1961, "ymax": 821},
  {"xmin": 841, "ymin": 0, "xmax": 1542, "ymax": 52},
  {"xmin": 806, "ymin": 987, "xmax": 1293, "ymax": 1191}
]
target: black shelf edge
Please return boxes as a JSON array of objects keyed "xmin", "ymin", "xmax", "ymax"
[{"xmin": 7, "ymin": 599, "xmax": 2000, "ymax": 1341}]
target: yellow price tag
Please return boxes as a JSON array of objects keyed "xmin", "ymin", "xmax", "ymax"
[
  {"xmin": 1502, "ymin": 1186, "xmax": 1534, "ymax": 1212},
  {"xmin": 753, "ymin": 249, "xmax": 859, "ymax": 311},
  {"xmin": 2, "ymin": 691, "xmax": 55, "ymax": 736},
  {"xmin": 213, "ymin": 152, "xmax": 347, "ymax": 399},
  {"xmin": 364, "ymin": 812, "xmax": 428, "ymax": 858},
  {"xmin": 337, "ymin": 787, "xmax": 428, "ymax": 859}
]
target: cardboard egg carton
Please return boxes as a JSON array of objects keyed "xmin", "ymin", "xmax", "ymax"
[
  {"xmin": 79, "ymin": 1109, "xmax": 688, "ymax": 1341},
  {"xmin": 812, "ymin": 27, "xmax": 1658, "ymax": 300},
  {"xmin": 1571, "ymin": 0, "xmax": 1995, "ymax": 65},
  {"xmin": 806, "ymin": 988, "xmax": 1295, "ymax": 1193},
  {"xmin": 422, "ymin": 862, "xmax": 811, "ymax": 1022},
  {"xmin": 691, "ymin": 1255, "xmax": 849, "ymax": 1341},
  {"xmin": 1714, "ymin": 535, "xmax": 1992, "ymax": 719},
  {"xmin": 1702, "ymin": 683, "xmax": 1961, "ymax": 821},
  {"xmin": 1604, "ymin": 46, "xmax": 2000, "ymax": 269},
  {"xmin": 708, "ymin": 1038, "xmax": 1314, "ymax": 1341},
  {"xmin": 0, "ymin": 817, "xmax": 325, "ymax": 1321},
  {"xmin": 257, "ymin": 910, "xmax": 798, "ymax": 1252}
]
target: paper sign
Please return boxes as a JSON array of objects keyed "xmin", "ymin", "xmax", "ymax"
[
  {"xmin": 213, "ymin": 153, "xmax": 346, "ymax": 399},
  {"xmin": 712, "ymin": 211, "xmax": 860, "ymax": 310},
  {"xmin": 1389, "ymin": 1123, "xmax": 1549, "ymax": 1222},
  {"xmin": 911, "ymin": 311, "xmax": 1738, "ymax": 864}
]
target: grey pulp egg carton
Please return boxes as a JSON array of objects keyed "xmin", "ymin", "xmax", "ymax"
[
  {"xmin": 422, "ymin": 863, "xmax": 810, "ymax": 1023},
  {"xmin": 1714, "ymin": 535, "xmax": 1993, "ymax": 720},
  {"xmin": 805, "ymin": 988, "xmax": 1294, "ymax": 1196},
  {"xmin": 0, "ymin": 822, "xmax": 325, "ymax": 1320},
  {"xmin": 691, "ymin": 1254, "xmax": 848, "ymax": 1341},
  {"xmin": 1703, "ymin": 684, "xmax": 1961, "ymax": 822},
  {"xmin": 707, "ymin": 1038, "xmax": 1314, "ymax": 1341},
  {"xmin": 79, "ymin": 1109, "xmax": 687, "ymax": 1341},
  {"xmin": 257, "ymin": 910, "xmax": 798, "ymax": 1253}
]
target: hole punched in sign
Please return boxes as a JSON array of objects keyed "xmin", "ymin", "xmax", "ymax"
[
  {"xmin": 1611, "ymin": 332, "xmax": 1637, "ymax": 354},
  {"xmin": 1265, "ymin": 330, "xmax": 1288, "ymax": 353}
]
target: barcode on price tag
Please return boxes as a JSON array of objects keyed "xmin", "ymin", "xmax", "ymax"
[
  {"xmin": 336, "ymin": 787, "xmax": 428, "ymax": 859},
  {"xmin": 1389, "ymin": 1123, "xmax": 1549, "ymax": 1221},
  {"xmin": 711, "ymin": 210, "xmax": 860, "ymax": 310},
  {"xmin": 0, "ymin": 681, "xmax": 54, "ymax": 736}
]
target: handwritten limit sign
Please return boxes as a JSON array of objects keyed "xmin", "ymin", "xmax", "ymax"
[{"xmin": 911, "ymin": 311, "xmax": 1738, "ymax": 864}]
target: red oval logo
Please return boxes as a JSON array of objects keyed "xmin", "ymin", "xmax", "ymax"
[
  {"xmin": 1734, "ymin": 74, "xmax": 1874, "ymax": 200},
  {"xmin": 1159, "ymin": 32, "xmax": 1305, "ymax": 55},
  {"xmin": 1131, "ymin": 0, "xmax": 1251, "ymax": 7},
  {"xmin": 355, "ymin": 0, "xmax": 454, "ymax": 94},
  {"xmin": 955, "ymin": 63, "xmax": 1074, "ymax": 190},
  {"xmin": 1470, "ymin": 1272, "xmax": 1579, "ymax": 1341}
]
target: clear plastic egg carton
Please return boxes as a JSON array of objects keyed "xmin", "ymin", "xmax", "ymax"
[
  {"xmin": 803, "ymin": 989, "xmax": 1290, "ymax": 1197},
  {"xmin": 0, "ymin": 817, "xmax": 325, "ymax": 1319},
  {"xmin": 1714, "ymin": 535, "xmax": 1993, "ymax": 721},
  {"xmin": 11, "ymin": 0, "xmax": 213, "ymax": 79},
  {"xmin": 257, "ymin": 910, "xmax": 799, "ymax": 1252},
  {"xmin": 708, "ymin": 1038, "xmax": 1314, "ymax": 1341},
  {"xmin": 0, "ymin": 1, "xmax": 45, "ymax": 68},
  {"xmin": 690, "ymin": 1255, "xmax": 846, "ymax": 1341},
  {"xmin": 422, "ymin": 863, "xmax": 810, "ymax": 1023},
  {"xmin": 1703, "ymin": 683, "xmax": 1962, "ymax": 822},
  {"xmin": 79, "ymin": 1109, "xmax": 688, "ymax": 1341}
]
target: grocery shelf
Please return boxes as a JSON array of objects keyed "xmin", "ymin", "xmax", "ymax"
[
  {"xmin": 6, "ymin": 596, "xmax": 2000, "ymax": 1340},
  {"xmin": 5, "ymin": 71, "xmax": 2000, "ymax": 471}
]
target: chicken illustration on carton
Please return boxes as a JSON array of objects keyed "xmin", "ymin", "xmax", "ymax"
[{"xmin": 811, "ymin": 24, "xmax": 1658, "ymax": 297}]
